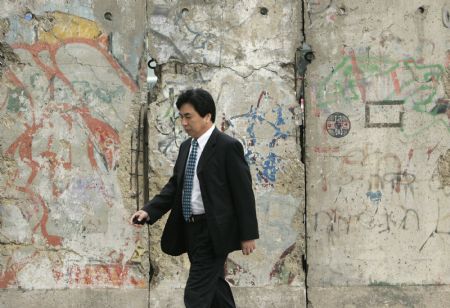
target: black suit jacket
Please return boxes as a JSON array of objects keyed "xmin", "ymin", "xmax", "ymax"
[{"xmin": 143, "ymin": 128, "xmax": 259, "ymax": 256}]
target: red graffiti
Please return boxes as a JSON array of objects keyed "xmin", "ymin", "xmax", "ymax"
[
  {"xmin": 314, "ymin": 146, "xmax": 340, "ymax": 153},
  {"xmin": 390, "ymin": 71, "xmax": 401, "ymax": 95},
  {"xmin": 269, "ymin": 243, "xmax": 297, "ymax": 285},
  {"xmin": 349, "ymin": 49, "xmax": 366, "ymax": 103},
  {"xmin": 1, "ymin": 33, "xmax": 139, "ymax": 288},
  {"xmin": 65, "ymin": 254, "xmax": 146, "ymax": 288},
  {"xmin": 408, "ymin": 148, "xmax": 414, "ymax": 162},
  {"xmin": 427, "ymin": 142, "xmax": 440, "ymax": 161}
]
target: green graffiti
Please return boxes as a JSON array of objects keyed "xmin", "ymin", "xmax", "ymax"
[
  {"xmin": 316, "ymin": 55, "xmax": 445, "ymax": 113},
  {"xmin": 94, "ymin": 87, "xmax": 112, "ymax": 103},
  {"xmin": 6, "ymin": 88, "xmax": 27, "ymax": 113},
  {"xmin": 72, "ymin": 81, "xmax": 125, "ymax": 104}
]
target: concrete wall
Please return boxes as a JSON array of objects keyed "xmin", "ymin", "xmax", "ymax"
[
  {"xmin": 0, "ymin": 0, "xmax": 149, "ymax": 305},
  {"xmin": 306, "ymin": 0, "xmax": 450, "ymax": 306},
  {"xmin": 146, "ymin": 0, "xmax": 305, "ymax": 306},
  {"xmin": 1, "ymin": 0, "xmax": 305, "ymax": 307},
  {"xmin": 6, "ymin": 0, "xmax": 449, "ymax": 307}
]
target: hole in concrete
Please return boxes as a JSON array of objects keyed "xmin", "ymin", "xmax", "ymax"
[
  {"xmin": 24, "ymin": 12, "xmax": 33, "ymax": 21},
  {"xmin": 181, "ymin": 8, "xmax": 189, "ymax": 16},
  {"xmin": 444, "ymin": 8, "xmax": 450, "ymax": 28},
  {"xmin": 339, "ymin": 6, "xmax": 346, "ymax": 15},
  {"xmin": 147, "ymin": 59, "xmax": 156, "ymax": 69},
  {"xmin": 104, "ymin": 12, "xmax": 112, "ymax": 21},
  {"xmin": 417, "ymin": 6, "xmax": 425, "ymax": 14},
  {"xmin": 260, "ymin": 7, "xmax": 268, "ymax": 15}
]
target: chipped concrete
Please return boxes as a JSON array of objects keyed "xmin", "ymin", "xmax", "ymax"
[
  {"xmin": 437, "ymin": 149, "xmax": 450, "ymax": 187},
  {"xmin": 0, "ymin": 41, "xmax": 19, "ymax": 76}
]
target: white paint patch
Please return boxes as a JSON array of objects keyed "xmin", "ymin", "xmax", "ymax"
[
  {"xmin": 17, "ymin": 256, "xmax": 57, "ymax": 289},
  {"xmin": 0, "ymin": 205, "xmax": 32, "ymax": 243}
]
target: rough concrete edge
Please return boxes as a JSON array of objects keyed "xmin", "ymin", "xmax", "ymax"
[
  {"xmin": 309, "ymin": 285, "xmax": 450, "ymax": 308},
  {"xmin": 0, "ymin": 286, "xmax": 305, "ymax": 308}
]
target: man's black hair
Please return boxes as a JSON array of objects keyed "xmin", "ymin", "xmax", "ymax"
[{"xmin": 176, "ymin": 88, "xmax": 216, "ymax": 123}]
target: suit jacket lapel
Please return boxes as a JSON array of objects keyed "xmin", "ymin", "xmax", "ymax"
[
  {"xmin": 177, "ymin": 138, "xmax": 191, "ymax": 187},
  {"xmin": 197, "ymin": 128, "xmax": 218, "ymax": 175}
]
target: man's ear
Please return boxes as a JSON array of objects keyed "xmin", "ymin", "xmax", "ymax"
[{"xmin": 204, "ymin": 113, "xmax": 211, "ymax": 123}]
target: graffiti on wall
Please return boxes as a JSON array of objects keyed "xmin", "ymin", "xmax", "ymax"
[
  {"xmin": 156, "ymin": 88, "xmax": 293, "ymax": 187},
  {"xmin": 313, "ymin": 205, "xmax": 420, "ymax": 243},
  {"xmin": 311, "ymin": 144, "xmax": 421, "ymax": 243},
  {"xmin": 0, "ymin": 12, "xmax": 144, "ymax": 288},
  {"xmin": 311, "ymin": 48, "xmax": 449, "ymax": 244},
  {"xmin": 365, "ymin": 100, "xmax": 405, "ymax": 128},
  {"xmin": 326, "ymin": 112, "xmax": 351, "ymax": 137},
  {"xmin": 221, "ymin": 90, "xmax": 291, "ymax": 187},
  {"xmin": 313, "ymin": 49, "xmax": 449, "ymax": 136},
  {"xmin": 311, "ymin": 143, "xmax": 450, "ymax": 245}
]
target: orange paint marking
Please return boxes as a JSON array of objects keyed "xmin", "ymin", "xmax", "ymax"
[
  {"xmin": 21, "ymin": 187, "xmax": 63, "ymax": 247},
  {"xmin": 390, "ymin": 71, "xmax": 401, "ymax": 95},
  {"xmin": 0, "ymin": 269, "xmax": 17, "ymax": 288},
  {"xmin": 349, "ymin": 50, "xmax": 366, "ymax": 103},
  {"xmin": 77, "ymin": 108, "xmax": 120, "ymax": 170}
]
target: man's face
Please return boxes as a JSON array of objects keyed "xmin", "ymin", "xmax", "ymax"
[{"xmin": 179, "ymin": 103, "xmax": 211, "ymax": 139}]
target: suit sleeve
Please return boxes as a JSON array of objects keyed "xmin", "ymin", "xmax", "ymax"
[
  {"xmin": 142, "ymin": 170, "xmax": 177, "ymax": 225},
  {"xmin": 226, "ymin": 140, "xmax": 259, "ymax": 241}
]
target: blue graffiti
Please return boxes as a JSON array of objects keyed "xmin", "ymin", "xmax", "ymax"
[
  {"xmin": 257, "ymin": 152, "xmax": 281, "ymax": 183},
  {"xmin": 366, "ymin": 191, "xmax": 382, "ymax": 204},
  {"xmin": 228, "ymin": 102, "xmax": 289, "ymax": 184}
]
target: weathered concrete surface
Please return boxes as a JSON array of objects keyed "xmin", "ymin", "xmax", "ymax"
[
  {"xmin": 147, "ymin": 0, "xmax": 305, "ymax": 306},
  {"xmin": 309, "ymin": 286, "xmax": 450, "ymax": 308},
  {"xmin": 0, "ymin": 0, "xmax": 149, "ymax": 299},
  {"xmin": 0, "ymin": 288, "xmax": 149, "ymax": 308},
  {"xmin": 1, "ymin": 0, "xmax": 305, "ymax": 307},
  {"xmin": 0, "ymin": 286, "xmax": 305, "ymax": 308},
  {"xmin": 306, "ymin": 0, "xmax": 450, "ymax": 305},
  {"xmin": 148, "ymin": 286, "xmax": 305, "ymax": 308}
]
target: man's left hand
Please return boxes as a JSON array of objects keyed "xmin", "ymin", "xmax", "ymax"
[{"xmin": 241, "ymin": 240, "xmax": 256, "ymax": 255}]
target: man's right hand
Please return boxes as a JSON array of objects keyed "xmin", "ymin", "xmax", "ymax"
[{"xmin": 130, "ymin": 210, "xmax": 149, "ymax": 225}]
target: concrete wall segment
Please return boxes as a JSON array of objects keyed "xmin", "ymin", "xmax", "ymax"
[
  {"xmin": 146, "ymin": 62, "xmax": 305, "ymax": 298},
  {"xmin": 146, "ymin": 0, "xmax": 305, "ymax": 304},
  {"xmin": 306, "ymin": 0, "xmax": 450, "ymax": 296},
  {"xmin": 148, "ymin": 0, "xmax": 301, "ymax": 68},
  {"xmin": 0, "ymin": 0, "xmax": 148, "ymax": 291},
  {"xmin": 2, "ymin": 0, "xmax": 305, "ymax": 306}
]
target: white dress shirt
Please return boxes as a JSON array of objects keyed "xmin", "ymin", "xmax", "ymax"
[{"xmin": 185, "ymin": 125, "xmax": 215, "ymax": 215}]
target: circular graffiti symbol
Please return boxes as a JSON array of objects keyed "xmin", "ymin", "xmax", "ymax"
[{"xmin": 326, "ymin": 112, "xmax": 351, "ymax": 138}]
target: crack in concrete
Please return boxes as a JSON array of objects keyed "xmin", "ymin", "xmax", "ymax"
[
  {"xmin": 58, "ymin": 44, "xmax": 128, "ymax": 126},
  {"xmin": 160, "ymin": 60, "xmax": 294, "ymax": 80},
  {"xmin": 300, "ymin": 1, "xmax": 310, "ymax": 307}
]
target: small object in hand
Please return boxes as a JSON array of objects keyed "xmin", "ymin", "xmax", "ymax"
[{"xmin": 133, "ymin": 216, "xmax": 146, "ymax": 225}]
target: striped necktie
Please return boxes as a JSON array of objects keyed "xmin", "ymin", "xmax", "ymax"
[{"xmin": 182, "ymin": 139, "xmax": 198, "ymax": 221}]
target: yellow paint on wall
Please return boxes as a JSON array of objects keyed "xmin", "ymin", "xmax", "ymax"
[{"xmin": 39, "ymin": 11, "xmax": 102, "ymax": 43}]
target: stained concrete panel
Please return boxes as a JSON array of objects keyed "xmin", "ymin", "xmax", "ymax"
[
  {"xmin": 146, "ymin": 0, "xmax": 305, "ymax": 304},
  {"xmin": 0, "ymin": 0, "xmax": 147, "ymax": 292},
  {"xmin": 306, "ymin": 0, "xmax": 450, "ymax": 305},
  {"xmin": 2, "ymin": 0, "xmax": 305, "ymax": 307}
]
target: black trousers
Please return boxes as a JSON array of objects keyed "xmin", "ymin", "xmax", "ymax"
[{"xmin": 184, "ymin": 219, "xmax": 236, "ymax": 308}]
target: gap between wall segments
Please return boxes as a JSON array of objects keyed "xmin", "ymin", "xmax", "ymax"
[{"xmin": 300, "ymin": 0, "xmax": 310, "ymax": 307}]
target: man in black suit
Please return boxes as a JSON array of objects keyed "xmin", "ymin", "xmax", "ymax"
[{"xmin": 130, "ymin": 88, "xmax": 259, "ymax": 308}]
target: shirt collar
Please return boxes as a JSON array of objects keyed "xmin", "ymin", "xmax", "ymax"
[{"xmin": 194, "ymin": 125, "xmax": 215, "ymax": 150}]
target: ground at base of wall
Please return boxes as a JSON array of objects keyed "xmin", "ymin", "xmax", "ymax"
[
  {"xmin": 0, "ymin": 286, "xmax": 305, "ymax": 308},
  {"xmin": 309, "ymin": 285, "xmax": 450, "ymax": 308}
]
